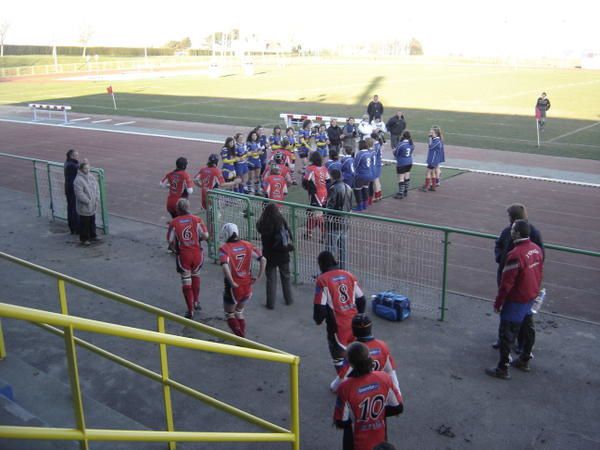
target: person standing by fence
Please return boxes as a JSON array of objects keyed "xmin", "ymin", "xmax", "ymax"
[
  {"xmin": 256, "ymin": 203, "xmax": 294, "ymax": 309},
  {"xmin": 73, "ymin": 160, "xmax": 100, "ymax": 246},
  {"xmin": 326, "ymin": 168, "xmax": 353, "ymax": 269},
  {"xmin": 486, "ymin": 220, "xmax": 543, "ymax": 379},
  {"xmin": 64, "ymin": 149, "xmax": 80, "ymax": 235},
  {"xmin": 386, "ymin": 111, "xmax": 406, "ymax": 151}
]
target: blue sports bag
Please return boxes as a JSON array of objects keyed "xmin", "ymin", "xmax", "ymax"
[{"xmin": 372, "ymin": 291, "xmax": 411, "ymax": 321}]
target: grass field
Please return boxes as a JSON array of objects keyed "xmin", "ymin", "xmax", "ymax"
[{"xmin": 2, "ymin": 57, "xmax": 599, "ymax": 159}]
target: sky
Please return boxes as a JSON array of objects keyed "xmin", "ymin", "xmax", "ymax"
[{"xmin": 2, "ymin": 0, "xmax": 599, "ymax": 57}]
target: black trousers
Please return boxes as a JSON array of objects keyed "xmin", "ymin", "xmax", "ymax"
[
  {"xmin": 79, "ymin": 214, "xmax": 97, "ymax": 242},
  {"xmin": 265, "ymin": 261, "xmax": 293, "ymax": 308},
  {"xmin": 66, "ymin": 191, "xmax": 79, "ymax": 234},
  {"xmin": 498, "ymin": 314, "xmax": 535, "ymax": 369}
]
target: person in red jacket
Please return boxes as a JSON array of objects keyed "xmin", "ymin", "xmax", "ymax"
[{"xmin": 486, "ymin": 219, "xmax": 544, "ymax": 379}]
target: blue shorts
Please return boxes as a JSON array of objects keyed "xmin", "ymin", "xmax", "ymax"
[
  {"xmin": 235, "ymin": 163, "xmax": 249, "ymax": 176},
  {"xmin": 247, "ymin": 158, "xmax": 261, "ymax": 170}
]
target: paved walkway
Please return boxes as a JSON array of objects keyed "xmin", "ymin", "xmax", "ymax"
[{"xmin": 1, "ymin": 187, "xmax": 600, "ymax": 449}]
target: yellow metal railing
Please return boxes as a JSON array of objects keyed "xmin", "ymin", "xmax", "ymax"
[
  {"xmin": 0, "ymin": 251, "xmax": 300, "ymax": 449},
  {"xmin": 0, "ymin": 303, "xmax": 300, "ymax": 448}
]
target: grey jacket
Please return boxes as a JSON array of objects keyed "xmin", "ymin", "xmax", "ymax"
[{"xmin": 73, "ymin": 171, "xmax": 99, "ymax": 216}]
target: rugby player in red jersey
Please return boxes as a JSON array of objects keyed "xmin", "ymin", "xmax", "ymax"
[
  {"xmin": 262, "ymin": 165, "xmax": 288, "ymax": 202},
  {"xmin": 161, "ymin": 157, "xmax": 194, "ymax": 218},
  {"xmin": 302, "ymin": 151, "xmax": 330, "ymax": 240},
  {"xmin": 314, "ymin": 251, "xmax": 366, "ymax": 374},
  {"xmin": 167, "ymin": 199, "xmax": 209, "ymax": 319},
  {"xmin": 193, "ymin": 154, "xmax": 241, "ymax": 210},
  {"xmin": 219, "ymin": 223, "xmax": 266, "ymax": 337},
  {"xmin": 330, "ymin": 314, "xmax": 401, "ymax": 393},
  {"xmin": 334, "ymin": 342, "xmax": 404, "ymax": 450}
]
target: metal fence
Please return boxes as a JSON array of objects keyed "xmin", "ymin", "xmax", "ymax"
[
  {"xmin": 207, "ymin": 189, "xmax": 600, "ymax": 322},
  {"xmin": 0, "ymin": 153, "xmax": 109, "ymax": 233}
]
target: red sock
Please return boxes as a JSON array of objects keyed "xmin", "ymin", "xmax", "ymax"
[
  {"xmin": 182, "ymin": 285, "xmax": 194, "ymax": 313},
  {"xmin": 192, "ymin": 276, "xmax": 200, "ymax": 304},
  {"xmin": 237, "ymin": 318, "xmax": 246, "ymax": 337},
  {"xmin": 227, "ymin": 318, "xmax": 243, "ymax": 336},
  {"xmin": 367, "ymin": 196, "xmax": 373, "ymax": 205},
  {"xmin": 424, "ymin": 178, "xmax": 430, "ymax": 189}
]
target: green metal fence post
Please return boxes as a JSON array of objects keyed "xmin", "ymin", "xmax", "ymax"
[
  {"xmin": 46, "ymin": 163, "xmax": 55, "ymax": 221},
  {"xmin": 33, "ymin": 160, "xmax": 42, "ymax": 217},
  {"xmin": 96, "ymin": 169, "xmax": 109, "ymax": 234},
  {"xmin": 440, "ymin": 231, "xmax": 450, "ymax": 321},
  {"xmin": 290, "ymin": 206, "xmax": 298, "ymax": 284},
  {"xmin": 157, "ymin": 316, "xmax": 176, "ymax": 450}
]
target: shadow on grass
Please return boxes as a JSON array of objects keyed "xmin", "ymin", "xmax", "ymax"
[{"xmin": 18, "ymin": 93, "xmax": 600, "ymax": 160}]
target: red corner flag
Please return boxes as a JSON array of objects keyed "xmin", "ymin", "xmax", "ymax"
[
  {"xmin": 107, "ymin": 86, "xmax": 117, "ymax": 110},
  {"xmin": 107, "ymin": 85, "xmax": 113, "ymax": 95}
]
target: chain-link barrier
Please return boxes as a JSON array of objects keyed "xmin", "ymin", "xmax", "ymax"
[{"xmin": 207, "ymin": 190, "xmax": 444, "ymax": 317}]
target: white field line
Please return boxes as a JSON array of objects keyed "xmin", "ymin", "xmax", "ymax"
[
  {"xmin": 547, "ymin": 122, "xmax": 600, "ymax": 143},
  {"xmin": 113, "ymin": 121, "xmax": 136, "ymax": 126},
  {"xmin": 69, "ymin": 117, "xmax": 90, "ymax": 122},
  {"xmin": 0, "ymin": 116, "xmax": 597, "ymax": 188},
  {"xmin": 91, "ymin": 119, "xmax": 112, "ymax": 124},
  {"xmin": 382, "ymin": 159, "xmax": 600, "ymax": 188}
]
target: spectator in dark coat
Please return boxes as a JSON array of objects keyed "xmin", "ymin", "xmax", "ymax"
[
  {"xmin": 326, "ymin": 169, "xmax": 353, "ymax": 269},
  {"xmin": 256, "ymin": 203, "xmax": 294, "ymax": 309},
  {"xmin": 367, "ymin": 95, "xmax": 384, "ymax": 122},
  {"xmin": 326, "ymin": 119, "xmax": 343, "ymax": 152},
  {"xmin": 493, "ymin": 203, "xmax": 544, "ymax": 352},
  {"xmin": 64, "ymin": 149, "xmax": 80, "ymax": 234},
  {"xmin": 386, "ymin": 111, "xmax": 406, "ymax": 150}
]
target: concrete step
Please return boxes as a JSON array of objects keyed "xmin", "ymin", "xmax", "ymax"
[{"xmin": 0, "ymin": 355, "xmax": 163, "ymax": 450}]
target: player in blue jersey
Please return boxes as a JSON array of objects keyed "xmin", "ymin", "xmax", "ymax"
[
  {"xmin": 393, "ymin": 131, "xmax": 415, "ymax": 199},
  {"xmin": 285, "ymin": 127, "xmax": 298, "ymax": 184},
  {"xmin": 246, "ymin": 130, "xmax": 263, "ymax": 195},
  {"xmin": 341, "ymin": 146, "xmax": 355, "ymax": 189},
  {"xmin": 370, "ymin": 131, "xmax": 384, "ymax": 202},
  {"xmin": 297, "ymin": 119, "xmax": 313, "ymax": 176},
  {"xmin": 352, "ymin": 139, "xmax": 375, "ymax": 212},
  {"xmin": 326, "ymin": 148, "xmax": 343, "ymax": 190},
  {"xmin": 315, "ymin": 123, "xmax": 330, "ymax": 160},
  {"xmin": 234, "ymin": 132, "xmax": 249, "ymax": 194},
  {"xmin": 255, "ymin": 126, "xmax": 270, "ymax": 177},
  {"xmin": 220, "ymin": 137, "xmax": 237, "ymax": 186},
  {"xmin": 269, "ymin": 126, "xmax": 284, "ymax": 152},
  {"xmin": 420, "ymin": 126, "xmax": 444, "ymax": 192}
]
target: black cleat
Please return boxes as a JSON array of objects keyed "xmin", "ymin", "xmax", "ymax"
[
  {"xmin": 511, "ymin": 358, "xmax": 531, "ymax": 372},
  {"xmin": 485, "ymin": 367, "xmax": 511, "ymax": 380}
]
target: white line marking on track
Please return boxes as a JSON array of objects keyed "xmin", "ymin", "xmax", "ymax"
[
  {"xmin": 547, "ymin": 122, "xmax": 600, "ymax": 143},
  {"xmin": 114, "ymin": 121, "xmax": 136, "ymax": 126},
  {"xmin": 69, "ymin": 117, "xmax": 90, "ymax": 122},
  {"xmin": 91, "ymin": 119, "xmax": 112, "ymax": 124}
]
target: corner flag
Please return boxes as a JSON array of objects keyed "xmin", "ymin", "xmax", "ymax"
[{"xmin": 107, "ymin": 85, "xmax": 117, "ymax": 110}]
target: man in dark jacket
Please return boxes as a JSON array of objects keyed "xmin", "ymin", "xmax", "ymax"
[
  {"xmin": 326, "ymin": 169, "xmax": 352, "ymax": 269},
  {"xmin": 493, "ymin": 203, "xmax": 544, "ymax": 351},
  {"xmin": 367, "ymin": 95, "xmax": 384, "ymax": 123},
  {"xmin": 535, "ymin": 92, "xmax": 551, "ymax": 130},
  {"xmin": 327, "ymin": 119, "xmax": 343, "ymax": 152},
  {"xmin": 386, "ymin": 111, "xmax": 406, "ymax": 150},
  {"xmin": 486, "ymin": 220, "xmax": 543, "ymax": 380},
  {"xmin": 64, "ymin": 149, "xmax": 80, "ymax": 234}
]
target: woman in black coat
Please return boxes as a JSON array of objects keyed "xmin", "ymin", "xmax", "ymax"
[{"xmin": 256, "ymin": 203, "xmax": 294, "ymax": 309}]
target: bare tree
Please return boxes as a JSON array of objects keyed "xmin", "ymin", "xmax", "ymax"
[
  {"xmin": 79, "ymin": 25, "xmax": 94, "ymax": 58},
  {"xmin": 0, "ymin": 20, "xmax": 9, "ymax": 58}
]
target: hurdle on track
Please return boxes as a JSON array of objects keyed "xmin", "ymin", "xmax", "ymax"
[
  {"xmin": 29, "ymin": 103, "xmax": 72, "ymax": 123},
  {"xmin": 279, "ymin": 113, "xmax": 349, "ymax": 128}
]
